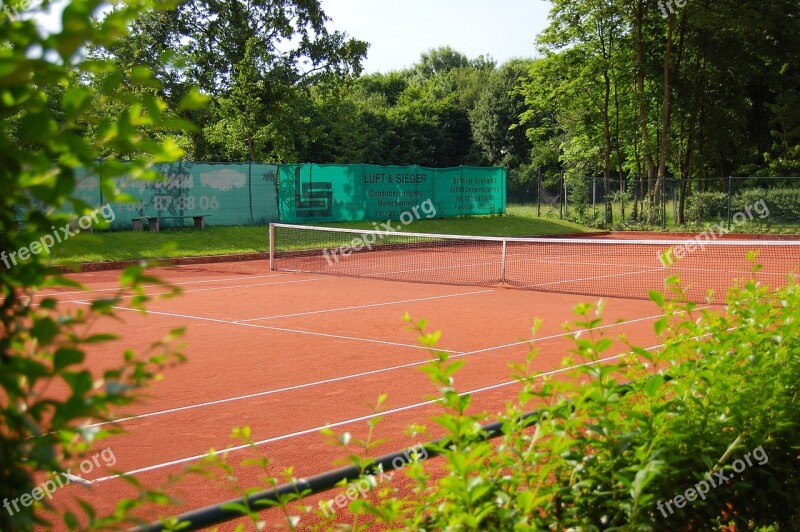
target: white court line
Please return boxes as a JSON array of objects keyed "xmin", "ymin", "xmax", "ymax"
[
  {"xmin": 59, "ymin": 277, "xmax": 330, "ymax": 304},
  {"xmin": 70, "ymin": 303, "xmax": 465, "ymax": 353},
  {"xmin": 235, "ymin": 289, "xmax": 495, "ymax": 322},
  {"xmin": 520, "ymin": 268, "xmax": 665, "ymax": 289},
  {"xmin": 90, "ymin": 342, "xmax": 662, "ymax": 484},
  {"xmin": 521, "ymin": 257, "xmax": 797, "ymax": 278},
  {"xmin": 63, "ymin": 473, "xmax": 92, "ymax": 486},
  {"xmin": 79, "ymin": 305, "xmax": 716, "ymax": 431},
  {"xmin": 292, "ymin": 257, "xmax": 662, "ymax": 293},
  {"xmin": 293, "ymin": 251, "xmax": 797, "ymax": 290},
  {"xmin": 36, "ymin": 273, "xmax": 291, "ymax": 298}
]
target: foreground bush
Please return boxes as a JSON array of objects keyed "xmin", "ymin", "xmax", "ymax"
[
  {"xmin": 688, "ymin": 187, "xmax": 800, "ymax": 225},
  {"xmin": 296, "ymin": 271, "xmax": 799, "ymax": 530}
]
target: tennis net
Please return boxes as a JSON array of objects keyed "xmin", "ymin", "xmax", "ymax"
[{"xmin": 269, "ymin": 223, "xmax": 800, "ymax": 302}]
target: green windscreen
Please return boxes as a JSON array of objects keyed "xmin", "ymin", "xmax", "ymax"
[
  {"xmin": 277, "ymin": 164, "xmax": 506, "ymax": 223},
  {"xmin": 69, "ymin": 163, "xmax": 280, "ymax": 229},
  {"xmin": 57, "ymin": 163, "xmax": 504, "ymax": 227}
]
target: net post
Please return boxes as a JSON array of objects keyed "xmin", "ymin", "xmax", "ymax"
[
  {"xmin": 269, "ymin": 223, "xmax": 275, "ymax": 271},
  {"xmin": 500, "ymin": 239, "xmax": 507, "ymax": 283}
]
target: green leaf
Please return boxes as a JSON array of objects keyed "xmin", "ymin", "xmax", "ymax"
[
  {"xmin": 178, "ymin": 87, "xmax": 210, "ymax": 111},
  {"xmin": 31, "ymin": 317, "xmax": 59, "ymax": 345},
  {"xmin": 84, "ymin": 333, "xmax": 119, "ymax": 343},
  {"xmin": 63, "ymin": 370, "xmax": 93, "ymax": 396},
  {"xmin": 62, "ymin": 86, "xmax": 92, "ymax": 119},
  {"xmin": 649, "ymin": 291, "xmax": 666, "ymax": 307},
  {"xmin": 131, "ymin": 65, "xmax": 153, "ymax": 83},
  {"xmin": 644, "ymin": 374, "xmax": 665, "ymax": 398},
  {"xmin": 54, "ymin": 347, "xmax": 85, "ymax": 371}
]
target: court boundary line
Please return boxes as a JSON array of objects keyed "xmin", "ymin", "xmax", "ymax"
[
  {"xmin": 70, "ymin": 303, "xmax": 467, "ymax": 353},
  {"xmin": 37, "ymin": 273, "xmax": 292, "ymax": 298},
  {"xmin": 234, "ymin": 289, "xmax": 495, "ymax": 322},
  {"xmin": 60, "ymin": 277, "xmax": 332, "ymax": 304},
  {"xmin": 79, "ymin": 305, "xmax": 715, "ymax": 430},
  {"xmin": 90, "ymin": 342, "xmax": 663, "ymax": 484},
  {"xmin": 519, "ymin": 267, "xmax": 665, "ymax": 289}
]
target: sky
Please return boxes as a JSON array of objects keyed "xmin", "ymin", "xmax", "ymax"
[
  {"xmin": 322, "ymin": 0, "xmax": 553, "ymax": 73},
  {"xmin": 29, "ymin": 0, "xmax": 553, "ymax": 74}
]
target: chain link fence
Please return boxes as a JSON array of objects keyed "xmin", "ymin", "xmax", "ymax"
[{"xmin": 508, "ymin": 170, "xmax": 800, "ymax": 231}]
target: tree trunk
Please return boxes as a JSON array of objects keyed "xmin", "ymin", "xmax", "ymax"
[
  {"xmin": 649, "ymin": 15, "xmax": 675, "ymax": 225},
  {"xmin": 602, "ymin": 71, "xmax": 613, "ymax": 226},
  {"xmin": 634, "ymin": 0, "xmax": 657, "ymax": 222}
]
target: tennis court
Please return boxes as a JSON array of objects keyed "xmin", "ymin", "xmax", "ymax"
[{"xmin": 36, "ymin": 229, "xmax": 800, "ymax": 529}]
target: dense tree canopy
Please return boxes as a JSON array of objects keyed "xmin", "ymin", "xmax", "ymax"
[
  {"xmin": 60, "ymin": 0, "xmax": 800, "ymax": 222},
  {"xmin": 521, "ymin": 0, "xmax": 800, "ymax": 223}
]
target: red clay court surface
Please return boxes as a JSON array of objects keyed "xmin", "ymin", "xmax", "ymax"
[{"xmin": 33, "ymin": 240, "xmax": 797, "ymax": 530}]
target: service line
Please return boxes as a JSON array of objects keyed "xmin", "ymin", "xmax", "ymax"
[{"xmin": 79, "ymin": 305, "xmax": 715, "ymax": 431}]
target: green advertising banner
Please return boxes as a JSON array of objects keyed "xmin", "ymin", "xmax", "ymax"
[
  {"xmin": 53, "ymin": 162, "xmax": 504, "ymax": 228},
  {"xmin": 69, "ymin": 163, "xmax": 280, "ymax": 229},
  {"xmin": 278, "ymin": 164, "xmax": 506, "ymax": 223}
]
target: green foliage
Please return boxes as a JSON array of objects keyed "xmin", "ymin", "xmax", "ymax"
[
  {"xmin": 1, "ymin": 0, "xmax": 191, "ymax": 529},
  {"xmin": 686, "ymin": 192, "xmax": 729, "ymax": 223},
  {"xmin": 94, "ymin": 0, "xmax": 368, "ymax": 163},
  {"xmin": 301, "ymin": 51, "xmax": 498, "ymax": 168},
  {"xmin": 470, "ymin": 59, "xmax": 534, "ymax": 167},
  {"xmin": 326, "ymin": 277, "xmax": 800, "ymax": 529},
  {"xmin": 522, "ymin": 0, "xmax": 800, "ymax": 226},
  {"xmin": 688, "ymin": 188, "xmax": 800, "ymax": 224},
  {"xmin": 735, "ymin": 188, "xmax": 800, "ymax": 222},
  {"xmin": 410, "ymin": 46, "xmax": 492, "ymax": 83}
]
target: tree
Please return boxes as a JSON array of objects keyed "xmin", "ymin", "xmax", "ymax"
[
  {"xmin": 470, "ymin": 59, "xmax": 534, "ymax": 167},
  {"xmin": 411, "ymin": 46, "xmax": 473, "ymax": 82},
  {"xmin": 96, "ymin": 0, "xmax": 368, "ymax": 162},
  {"xmin": 1, "ymin": 0, "xmax": 197, "ymax": 528}
]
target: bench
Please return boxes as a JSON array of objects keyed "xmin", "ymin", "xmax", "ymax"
[{"xmin": 132, "ymin": 215, "xmax": 209, "ymax": 232}]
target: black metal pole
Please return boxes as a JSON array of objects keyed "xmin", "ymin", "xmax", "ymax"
[
  {"xmin": 727, "ymin": 175, "xmax": 733, "ymax": 230},
  {"xmin": 537, "ymin": 167, "xmax": 541, "ymax": 217},
  {"xmin": 130, "ymin": 412, "xmax": 541, "ymax": 532}
]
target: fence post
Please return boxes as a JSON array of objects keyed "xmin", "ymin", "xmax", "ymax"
[
  {"xmin": 727, "ymin": 175, "xmax": 733, "ymax": 230},
  {"xmin": 672, "ymin": 179, "xmax": 677, "ymax": 222},
  {"xmin": 537, "ymin": 167, "xmax": 541, "ymax": 217},
  {"xmin": 248, "ymin": 161, "xmax": 254, "ymax": 225},
  {"xmin": 661, "ymin": 177, "xmax": 667, "ymax": 229}
]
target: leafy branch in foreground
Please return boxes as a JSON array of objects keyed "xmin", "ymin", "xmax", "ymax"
[
  {"xmin": 340, "ymin": 276, "xmax": 799, "ymax": 530},
  {"xmin": 1, "ymin": 0, "xmax": 199, "ymax": 529}
]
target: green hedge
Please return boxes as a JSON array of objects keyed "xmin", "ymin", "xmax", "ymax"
[
  {"xmin": 688, "ymin": 188, "xmax": 800, "ymax": 223},
  {"xmin": 734, "ymin": 188, "xmax": 800, "ymax": 221},
  {"xmin": 686, "ymin": 191, "xmax": 729, "ymax": 223}
]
